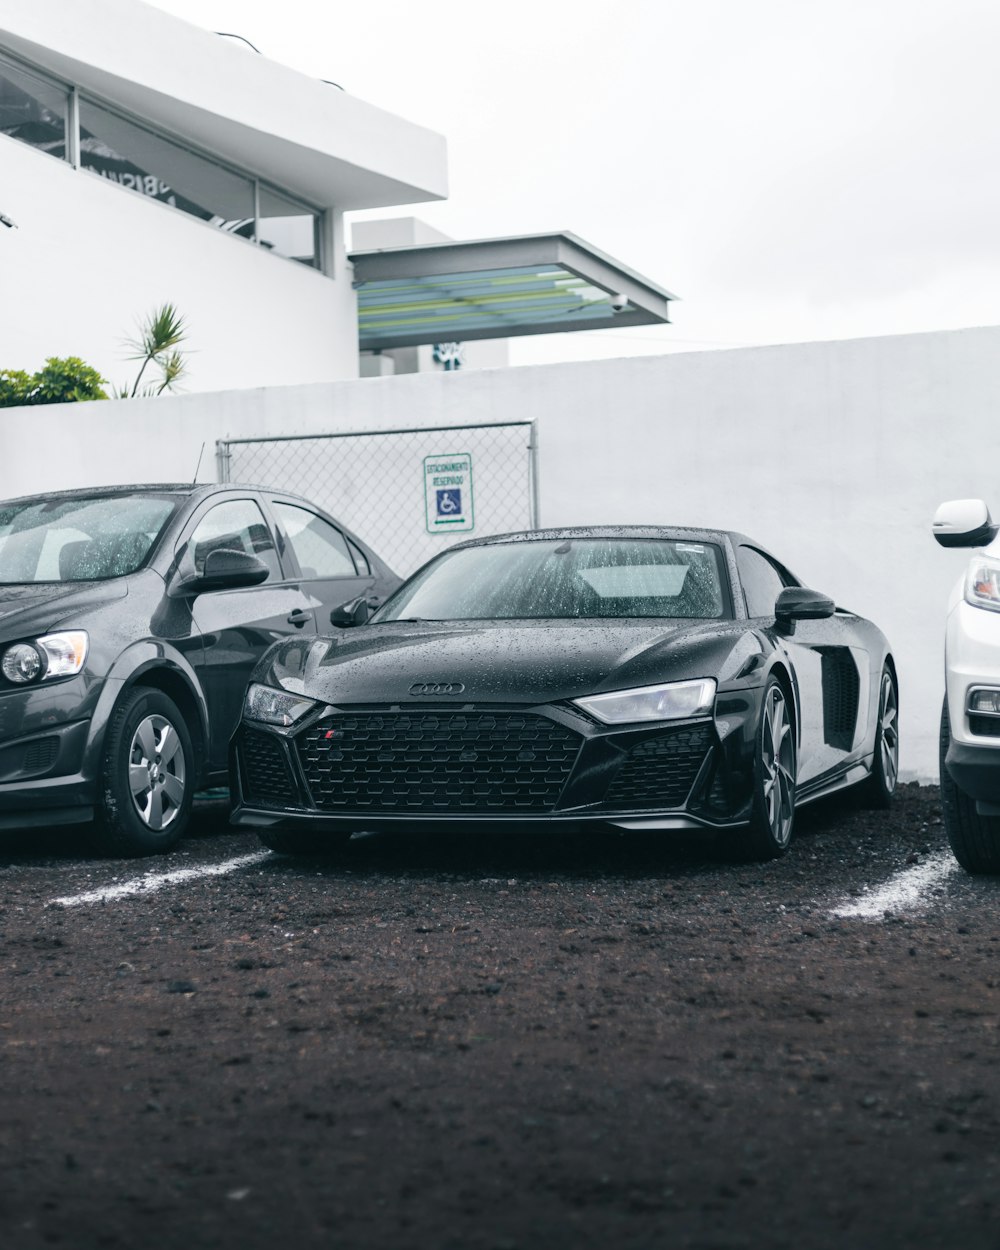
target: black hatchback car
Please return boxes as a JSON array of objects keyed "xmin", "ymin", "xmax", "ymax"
[{"xmin": 0, "ymin": 483, "xmax": 399, "ymax": 855}]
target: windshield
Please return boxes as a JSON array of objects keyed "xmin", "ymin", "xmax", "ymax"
[
  {"xmin": 378, "ymin": 538, "xmax": 731, "ymax": 621},
  {"xmin": 0, "ymin": 494, "xmax": 179, "ymax": 584}
]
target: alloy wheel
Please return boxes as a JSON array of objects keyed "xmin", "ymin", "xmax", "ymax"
[
  {"xmin": 761, "ymin": 685, "xmax": 795, "ymax": 848},
  {"xmin": 128, "ymin": 713, "xmax": 187, "ymax": 830},
  {"xmin": 878, "ymin": 672, "xmax": 899, "ymax": 794}
]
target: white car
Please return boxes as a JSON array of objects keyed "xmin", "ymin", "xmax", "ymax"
[{"xmin": 933, "ymin": 498, "xmax": 1000, "ymax": 872}]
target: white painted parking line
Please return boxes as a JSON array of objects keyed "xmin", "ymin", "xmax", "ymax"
[
  {"xmin": 831, "ymin": 850, "xmax": 958, "ymax": 919},
  {"xmin": 48, "ymin": 850, "xmax": 272, "ymax": 908}
]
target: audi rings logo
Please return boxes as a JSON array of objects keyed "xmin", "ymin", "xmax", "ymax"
[{"xmin": 408, "ymin": 681, "xmax": 465, "ymax": 696}]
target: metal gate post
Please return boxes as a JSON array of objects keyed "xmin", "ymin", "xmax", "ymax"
[
  {"xmin": 527, "ymin": 420, "xmax": 541, "ymax": 529},
  {"xmin": 215, "ymin": 439, "xmax": 232, "ymax": 483}
]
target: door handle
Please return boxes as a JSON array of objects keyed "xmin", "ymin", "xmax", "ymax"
[{"xmin": 287, "ymin": 609, "xmax": 310, "ymax": 627}]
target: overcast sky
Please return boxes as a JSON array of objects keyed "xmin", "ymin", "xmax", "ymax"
[{"xmin": 150, "ymin": 0, "xmax": 1000, "ymax": 366}]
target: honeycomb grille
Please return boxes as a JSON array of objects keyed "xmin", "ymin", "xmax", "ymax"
[
  {"xmin": 296, "ymin": 711, "xmax": 582, "ymax": 812},
  {"xmin": 602, "ymin": 724, "xmax": 712, "ymax": 809},
  {"xmin": 240, "ymin": 729, "xmax": 297, "ymax": 805},
  {"xmin": 969, "ymin": 713, "xmax": 1000, "ymax": 739},
  {"xmin": 821, "ymin": 649, "xmax": 860, "ymax": 745},
  {"xmin": 23, "ymin": 737, "xmax": 58, "ymax": 774}
]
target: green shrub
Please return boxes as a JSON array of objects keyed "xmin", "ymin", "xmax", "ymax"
[
  {"xmin": 0, "ymin": 369, "xmax": 34, "ymax": 407},
  {"xmin": 0, "ymin": 357, "xmax": 108, "ymax": 407}
]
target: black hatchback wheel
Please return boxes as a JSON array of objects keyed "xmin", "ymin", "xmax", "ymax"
[
  {"xmin": 92, "ymin": 688, "xmax": 194, "ymax": 857},
  {"xmin": 740, "ymin": 678, "xmax": 797, "ymax": 861}
]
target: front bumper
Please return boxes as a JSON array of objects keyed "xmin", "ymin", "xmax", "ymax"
[
  {"xmin": 230, "ymin": 694, "xmax": 760, "ymax": 835},
  {"xmin": 944, "ymin": 739, "xmax": 1000, "ymax": 806},
  {"xmin": 946, "ymin": 599, "xmax": 1000, "ymax": 748},
  {"xmin": 0, "ymin": 675, "xmax": 103, "ymax": 828}
]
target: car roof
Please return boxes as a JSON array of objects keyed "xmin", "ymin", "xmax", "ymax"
[
  {"xmin": 0, "ymin": 482, "xmax": 299, "ymax": 508},
  {"xmin": 447, "ymin": 525, "xmax": 753, "ymax": 549}
]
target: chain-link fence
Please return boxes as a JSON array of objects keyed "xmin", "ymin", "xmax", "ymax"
[{"xmin": 217, "ymin": 421, "xmax": 539, "ymax": 576}]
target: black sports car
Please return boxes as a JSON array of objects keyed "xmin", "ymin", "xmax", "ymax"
[{"xmin": 230, "ymin": 527, "xmax": 899, "ymax": 860}]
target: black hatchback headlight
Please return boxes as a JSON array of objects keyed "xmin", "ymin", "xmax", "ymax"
[{"xmin": 0, "ymin": 631, "xmax": 89, "ymax": 686}]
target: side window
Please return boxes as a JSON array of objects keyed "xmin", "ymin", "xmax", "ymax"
[
  {"xmin": 273, "ymin": 502, "xmax": 356, "ymax": 578},
  {"xmin": 347, "ymin": 539, "xmax": 370, "ymax": 577},
  {"xmin": 189, "ymin": 499, "xmax": 280, "ymax": 581},
  {"xmin": 738, "ymin": 547, "xmax": 788, "ymax": 618}
]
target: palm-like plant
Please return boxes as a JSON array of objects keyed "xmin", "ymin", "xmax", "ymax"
[{"xmin": 115, "ymin": 304, "xmax": 189, "ymax": 398}]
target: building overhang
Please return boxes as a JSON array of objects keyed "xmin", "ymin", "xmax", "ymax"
[
  {"xmin": 0, "ymin": 0, "xmax": 448, "ymax": 210},
  {"xmin": 350, "ymin": 233, "xmax": 676, "ymax": 350}
]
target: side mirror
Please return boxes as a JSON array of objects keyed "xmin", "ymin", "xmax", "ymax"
[
  {"xmin": 932, "ymin": 499, "xmax": 998, "ymax": 548},
  {"xmin": 176, "ymin": 548, "xmax": 270, "ymax": 595},
  {"xmin": 775, "ymin": 586, "xmax": 835, "ymax": 625},
  {"xmin": 330, "ymin": 595, "xmax": 370, "ymax": 628}
]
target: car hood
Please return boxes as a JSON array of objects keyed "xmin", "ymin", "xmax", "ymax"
[
  {"xmin": 257, "ymin": 619, "xmax": 762, "ymax": 706},
  {"xmin": 0, "ymin": 580, "xmax": 129, "ymax": 638}
]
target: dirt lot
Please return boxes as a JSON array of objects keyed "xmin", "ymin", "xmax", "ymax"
[{"xmin": 1, "ymin": 783, "xmax": 998, "ymax": 1250}]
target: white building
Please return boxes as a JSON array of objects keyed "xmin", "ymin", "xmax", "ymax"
[
  {"xmin": 0, "ymin": 0, "xmax": 674, "ymax": 394},
  {"xmin": 0, "ymin": 0, "xmax": 448, "ymax": 392}
]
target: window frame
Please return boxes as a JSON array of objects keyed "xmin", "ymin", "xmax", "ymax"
[
  {"xmin": 737, "ymin": 545, "xmax": 798, "ymax": 619},
  {"xmin": 0, "ymin": 49, "xmax": 326, "ymax": 272},
  {"xmin": 269, "ymin": 500, "xmax": 364, "ymax": 581},
  {"xmin": 0, "ymin": 49, "xmax": 72, "ymax": 163},
  {"xmin": 175, "ymin": 494, "xmax": 289, "ymax": 587}
]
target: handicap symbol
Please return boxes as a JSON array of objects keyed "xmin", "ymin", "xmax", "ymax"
[{"xmin": 436, "ymin": 488, "xmax": 462, "ymax": 517}]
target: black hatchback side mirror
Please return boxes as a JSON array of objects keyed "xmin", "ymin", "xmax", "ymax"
[
  {"xmin": 330, "ymin": 596, "xmax": 370, "ymax": 628},
  {"xmin": 176, "ymin": 548, "xmax": 270, "ymax": 595},
  {"xmin": 775, "ymin": 586, "xmax": 835, "ymax": 625}
]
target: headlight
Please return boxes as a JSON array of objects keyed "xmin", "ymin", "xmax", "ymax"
[
  {"xmin": 0, "ymin": 631, "xmax": 88, "ymax": 685},
  {"xmin": 244, "ymin": 682, "xmax": 317, "ymax": 727},
  {"xmin": 966, "ymin": 555, "xmax": 1000, "ymax": 613},
  {"xmin": 574, "ymin": 677, "xmax": 717, "ymax": 725},
  {"xmin": 2, "ymin": 643, "xmax": 42, "ymax": 684},
  {"xmin": 38, "ymin": 631, "xmax": 88, "ymax": 677}
]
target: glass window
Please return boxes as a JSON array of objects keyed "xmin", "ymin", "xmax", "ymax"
[
  {"xmin": 379, "ymin": 538, "xmax": 730, "ymax": 621},
  {"xmin": 273, "ymin": 503, "xmax": 356, "ymax": 578},
  {"xmin": 347, "ymin": 539, "xmax": 370, "ymax": 576},
  {"xmin": 78, "ymin": 98, "xmax": 255, "ymax": 232},
  {"xmin": 0, "ymin": 55, "xmax": 68, "ymax": 161},
  {"xmin": 189, "ymin": 500, "xmax": 280, "ymax": 581},
  {"xmin": 1, "ymin": 52, "xmax": 324, "ymax": 270},
  {"xmin": 738, "ymin": 547, "xmax": 788, "ymax": 617},
  {"xmin": 0, "ymin": 493, "xmax": 177, "ymax": 584},
  {"xmin": 257, "ymin": 184, "xmax": 320, "ymax": 268}
]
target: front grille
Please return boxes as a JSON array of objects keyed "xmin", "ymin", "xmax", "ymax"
[
  {"xmin": 969, "ymin": 713, "xmax": 1000, "ymax": 739},
  {"xmin": 241, "ymin": 729, "xmax": 297, "ymax": 805},
  {"xmin": 296, "ymin": 711, "xmax": 582, "ymax": 812},
  {"xmin": 602, "ymin": 724, "xmax": 712, "ymax": 809}
]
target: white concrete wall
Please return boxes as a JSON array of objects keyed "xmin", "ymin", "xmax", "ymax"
[
  {"xmin": 7, "ymin": 323, "xmax": 996, "ymax": 780},
  {"xmin": 0, "ymin": 136, "xmax": 359, "ymax": 391}
]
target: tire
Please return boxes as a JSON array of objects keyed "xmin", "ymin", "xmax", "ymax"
[
  {"xmin": 256, "ymin": 827, "xmax": 354, "ymax": 856},
  {"xmin": 859, "ymin": 665, "xmax": 899, "ymax": 809},
  {"xmin": 939, "ymin": 697, "xmax": 1000, "ymax": 873},
  {"xmin": 738, "ymin": 677, "xmax": 797, "ymax": 861},
  {"xmin": 91, "ymin": 688, "xmax": 194, "ymax": 857}
]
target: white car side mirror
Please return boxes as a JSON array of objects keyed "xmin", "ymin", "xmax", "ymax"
[{"xmin": 932, "ymin": 499, "xmax": 998, "ymax": 548}]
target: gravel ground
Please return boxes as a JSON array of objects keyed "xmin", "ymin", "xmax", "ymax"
[{"xmin": 1, "ymin": 783, "xmax": 999, "ymax": 1250}]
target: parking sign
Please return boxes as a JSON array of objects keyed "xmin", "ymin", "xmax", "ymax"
[{"xmin": 423, "ymin": 452, "xmax": 474, "ymax": 533}]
